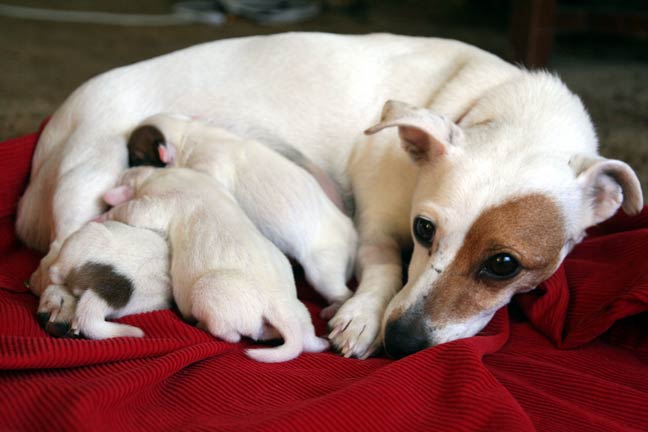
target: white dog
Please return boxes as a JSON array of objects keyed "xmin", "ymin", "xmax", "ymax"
[
  {"xmin": 103, "ymin": 166, "xmax": 329, "ymax": 362},
  {"xmin": 17, "ymin": 33, "xmax": 643, "ymax": 358},
  {"xmin": 38, "ymin": 220, "xmax": 171, "ymax": 339},
  {"xmin": 120, "ymin": 113, "xmax": 357, "ymax": 319}
]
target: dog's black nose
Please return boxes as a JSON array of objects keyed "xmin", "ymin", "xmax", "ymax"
[{"xmin": 383, "ymin": 318, "xmax": 428, "ymax": 359}]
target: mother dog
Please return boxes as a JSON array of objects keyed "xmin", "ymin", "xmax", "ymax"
[{"xmin": 17, "ymin": 32, "xmax": 642, "ymax": 359}]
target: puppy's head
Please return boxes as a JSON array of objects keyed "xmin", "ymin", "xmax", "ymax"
[
  {"xmin": 365, "ymin": 99, "xmax": 643, "ymax": 358},
  {"xmin": 127, "ymin": 113, "xmax": 190, "ymax": 167},
  {"xmin": 127, "ymin": 125, "xmax": 167, "ymax": 167}
]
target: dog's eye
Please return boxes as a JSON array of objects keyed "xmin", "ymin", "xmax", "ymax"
[
  {"xmin": 413, "ymin": 216, "xmax": 436, "ymax": 248},
  {"xmin": 479, "ymin": 253, "xmax": 521, "ymax": 280}
]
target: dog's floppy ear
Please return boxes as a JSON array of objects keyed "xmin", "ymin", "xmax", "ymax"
[
  {"xmin": 364, "ymin": 100, "xmax": 463, "ymax": 162},
  {"xmin": 570, "ymin": 154, "xmax": 643, "ymax": 226}
]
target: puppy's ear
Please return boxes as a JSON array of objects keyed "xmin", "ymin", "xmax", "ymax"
[
  {"xmin": 570, "ymin": 154, "xmax": 643, "ymax": 226},
  {"xmin": 364, "ymin": 100, "xmax": 463, "ymax": 162},
  {"xmin": 157, "ymin": 142, "xmax": 177, "ymax": 166}
]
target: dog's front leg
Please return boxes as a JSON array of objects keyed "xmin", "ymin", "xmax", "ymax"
[
  {"xmin": 327, "ymin": 142, "xmax": 415, "ymax": 358},
  {"xmin": 328, "ymin": 234, "xmax": 403, "ymax": 358}
]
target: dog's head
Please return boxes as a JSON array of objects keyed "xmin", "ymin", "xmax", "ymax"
[{"xmin": 366, "ymin": 98, "xmax": 643, "ymax": 358}]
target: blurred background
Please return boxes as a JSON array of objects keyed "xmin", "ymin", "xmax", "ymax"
[{"xmin": 1, "ymin": 0, "xmax": 646, "ymax": 195}]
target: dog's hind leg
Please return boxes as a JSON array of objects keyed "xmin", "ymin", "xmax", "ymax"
[
  {"xmin": 74, "ymin": 290, "xmax": 145, "ymax": 339},
  {"xmin": 51, "ymin": 132, "xmax": 128, "ymax": 242},
  {"xmin": 301, "ymin": 248, "xmax": 354, "ymax": 319},
  {"xmin": 16, "ymin": 156, "xmax": 58, "ymax": 253},
  {"xmin": 190, "ymin": 272, "xmax": 255, "ymax": 344},
  {"xmin": 16, "ymin": 115, "xmax": 77, "ymax": 252}
]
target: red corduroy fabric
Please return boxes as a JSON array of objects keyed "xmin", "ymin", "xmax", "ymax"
[{"xmin": 0, "ymin": 131, "xmax": 647, "ymax": 431}]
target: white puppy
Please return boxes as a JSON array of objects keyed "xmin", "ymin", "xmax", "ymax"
[
  {"xmin": 38, "ymin": 221, "xmax": 171, "ymax": 339},
  {"xmin": 18, "ymin": 33, "xmax": 643, "ymax": 358},
  {"xmin": 121, "ymin": 113, "xmax": 357, "ymax": 319},
  {"xmin": 103, "ymin": 166, "xmax": 329, "ymax": 363}
]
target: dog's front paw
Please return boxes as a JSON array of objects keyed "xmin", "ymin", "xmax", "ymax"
[
  {"xmin": 37, "ymin": 284, "xmax": 79, "ymax": 337},
  {"xmin": 328, "ymin": 295, "xmax": 382, "ymax": 359}
]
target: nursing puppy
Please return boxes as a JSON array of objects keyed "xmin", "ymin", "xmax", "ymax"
[
  {"xmin": 103, "ymin": 166, "xmax": 329, "ymax": 363},
  {"xmin": 124, "ymin": 113, "xmax": 357, "ymax": 319},
  {"xmin": 17, "ymin": 33, "xmax": 643, "ymax": 358},
  {"xmin": 39, "ymin": 221, "xmax": 171, "ymax": 339}
]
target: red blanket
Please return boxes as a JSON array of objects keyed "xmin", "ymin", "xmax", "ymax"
[{"xmin": 1, "ymin": 131, "xmax": 647, "ymax": 431}]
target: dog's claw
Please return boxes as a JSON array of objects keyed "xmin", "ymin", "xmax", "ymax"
[
  {"xmin": 327, "ymin": 294, "xmax": 382, "ymax": 359},
  {"xmin": 343, "ymin": 340, "xmax": 356, "ymax": 358},
  {"xmin": 328, "ymin": 326, "xmax": 342, "ymax": 340}
]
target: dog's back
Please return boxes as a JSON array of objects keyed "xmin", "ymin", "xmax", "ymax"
[{"xmin": 17, "ymin": 33, "xmax": 506, "ymax": 252}]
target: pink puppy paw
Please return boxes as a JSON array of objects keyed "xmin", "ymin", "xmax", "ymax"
[{"xmin": 103, "ymin": 185, "xmax": 134, "ymax": 206}]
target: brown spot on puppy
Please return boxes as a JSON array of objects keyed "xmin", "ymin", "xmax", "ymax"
[
  {"xmin": 127, "ymin": 125, "xmax": 167, "ymax": 167},
  {"xmin": 66, "ymin": 262, "xmax": 134, "ymax": 308},
  {"xmin": 424, "ymin": 194, "xmax": 565, "ymax": 324}
]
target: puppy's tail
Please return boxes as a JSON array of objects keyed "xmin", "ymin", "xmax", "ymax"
[
  {"xmin": 245, "ymin": 303, "xmax": 304, "ymax": 363},
  {"xmin": 245, "ymin": 300, "xmax": 328, "ymax": 363}
]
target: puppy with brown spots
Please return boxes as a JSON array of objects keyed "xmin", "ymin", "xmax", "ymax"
[{"xmin": 39, "ymin": 221, "xmax": 171, "ymax": 339}]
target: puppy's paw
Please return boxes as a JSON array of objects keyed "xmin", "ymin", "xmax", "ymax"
[
  {"xmin": 319, "ymin": 301, "xmax": 344, "ymax": 320},
  {"xmin": 327, "ymin": 295, "xmax": 382, "ymax": 359},
  {"xmin": 103, "ymin": 185, "xmax": 134, "ymax": 206},
  {"xmin": 37, "ymin": 285, "xmax": 79, "ymax": 337}
]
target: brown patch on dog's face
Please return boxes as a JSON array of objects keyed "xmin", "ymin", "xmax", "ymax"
[
  {"xmin": 383, "ymin": 193, "xmax": 567, "ymax": 356},
  {"xmin": 423, "ymin": 193, "xmax": 565, "ymax": 325},
  {"xmin": 127, "ymin": 125, "xmax": 167, "ymax": 167}
]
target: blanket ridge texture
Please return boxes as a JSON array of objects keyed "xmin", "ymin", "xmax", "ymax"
[{"xmin": 1, "ymin": 131, "xmax": 647, "ymax": 431}]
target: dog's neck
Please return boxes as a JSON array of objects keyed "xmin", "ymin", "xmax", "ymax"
[{"xmin": 458, "ymin": 71, "xmax": 598, "ymax": 156}]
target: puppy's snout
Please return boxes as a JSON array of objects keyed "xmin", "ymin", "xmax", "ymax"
[{"xmin": 383, "ymin": 317, "xmax": 428, "ymax": 359}]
